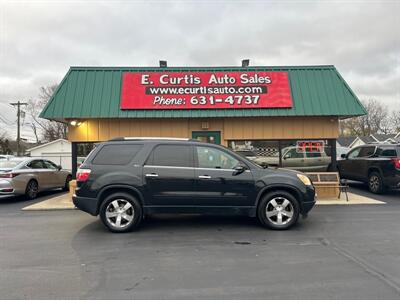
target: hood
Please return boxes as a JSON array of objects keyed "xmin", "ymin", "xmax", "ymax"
[
  {"xmin": 257, "ymin": 165, "xmax": 304, "ymax": 176},
  {"xmin": 253, "ymin": 157, "xmax": 279, "ymax": 167}
]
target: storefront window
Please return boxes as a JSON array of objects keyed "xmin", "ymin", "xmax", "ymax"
[
  {"xmin": 228, "ymin": 140, "xmax": 280, "ymax": 167},
  {"xmin": 280, "ymin": 140, "xmax": 332, "ymax": 172},
  {"xmin": 228, "ymin": 139, "xmax": 333, "ymax": 172},
  {"xmin": 76, "ymin": 142, "xmax": 96, "ymax": 167}
]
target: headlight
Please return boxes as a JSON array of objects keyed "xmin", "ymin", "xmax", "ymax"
[{"xmin": 297, "ymin": 174, "xmax": 312, "ymax": 186}]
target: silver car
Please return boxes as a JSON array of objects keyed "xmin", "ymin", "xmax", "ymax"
[{"xmin": 0, "ymin": 158, "xmax": 72, "ymax": 199}]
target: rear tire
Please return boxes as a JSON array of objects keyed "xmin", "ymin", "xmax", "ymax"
[
  {"xmin": 257, "ymin": 190, "xmax": 300, "ymax": 230},
  {"xmin": 368, "ymin": 172, "xmax": 384, "ymax": 194},
  {"xmin": 25, "ymin": 180, "xmax": 39, "ymax": 200},
  {"xmin": 63, "ymin": 175, "xmax": 72, "ymax": 191},
  {"xmin": 99, "ymin": 193, "xmax": 143, "ymax": 233}
]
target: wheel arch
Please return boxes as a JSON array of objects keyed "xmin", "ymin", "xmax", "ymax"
[
  {"xmin": 26, "ymin": 178, "xmax": 39, "ymax": 190},
  {"xmin": 368, "ymin": 167, "xmax": 382, "ymax": 177},
  {"xmin": 97, "ymin": 185, "xmax": 144, "ymax": 214},
  {"xmin": 255, "ymin": 184, "xmax": 303, "ymax": 209}
]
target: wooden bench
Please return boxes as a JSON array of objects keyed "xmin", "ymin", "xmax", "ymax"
[{"xmin": 305, "ymin": 172, "xmax": 348, "ymax": 200}]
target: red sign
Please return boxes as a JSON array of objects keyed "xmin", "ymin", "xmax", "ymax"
[
  {"xmin": 120, "ymin": 71, "xmax": 292, "ymax": 109},
  {"xmin": 296, "ymin": 141, "xmax": 325, "ymax": 153}
]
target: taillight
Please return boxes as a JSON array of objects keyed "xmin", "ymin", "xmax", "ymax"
[
  {"xmin": 391, "ymin": 158, "xmax": 400, "ymax": 169},
  {"xmin": 76, "ymin": 169, "xmax": 91, "ymax": 182},
  {"xmin": 0, "ymin": 173, "xmax": 19, "ymax": 179}
]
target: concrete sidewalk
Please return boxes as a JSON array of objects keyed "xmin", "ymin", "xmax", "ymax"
[
  {"xmin": 22, "ymin": 191, "xmax": 385, "ymax": 211},
  {"xmin": 22, "ymin": 193, "xmax": 76, "ymax": 211},
  {"xmin": 317, "ymin": 192, "xmax": 386, "ymax": 205}
]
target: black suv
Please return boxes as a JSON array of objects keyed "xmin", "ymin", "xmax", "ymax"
[
  {"xmin": 338, "ymin": 144, "xmax": 400, "ymax": 193},
  {"xmin": 73, "ymin": 138, "xmax": 316, "ymax": 232}
]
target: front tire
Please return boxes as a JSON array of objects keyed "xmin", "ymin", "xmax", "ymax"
[
  {"xmin": 63, "ymin": 175, "xmax": 72, "ymax": 191},
  {"xmin": 99, "ymin": 193, "xmax": 143, "ymax": 233},
  {"xmin": 368, "ymin": 172, "xmax": 384, "ymax": 194},
  {"xmin": 257, "ymin": 190, "xmax": 300, "ymax": 230}
]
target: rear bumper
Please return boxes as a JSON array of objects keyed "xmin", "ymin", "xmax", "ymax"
[
  {"xmin": 73, "ymin": 195, "xmax": 99, "ymax": 216},
  {"xmin": 383, "ymin": 173, "xmax": 400, "ymax": 189},
  {"xmin": 0, "ymin": 179, "xmax": 18, "ymax": 196}
]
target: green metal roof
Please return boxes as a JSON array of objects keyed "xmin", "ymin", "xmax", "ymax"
[{"xmin": 40, "ymin": 65, "xmax": 366, "ymax": 121}]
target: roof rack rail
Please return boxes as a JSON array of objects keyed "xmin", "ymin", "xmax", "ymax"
[{"xmin": 108, "ymin": 137, "xmax": 192, "ymax": 141}]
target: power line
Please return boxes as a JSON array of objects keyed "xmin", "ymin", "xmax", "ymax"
[{"xmin": 0, "ymin": 113, "xmax": 14, "ymax": 125}]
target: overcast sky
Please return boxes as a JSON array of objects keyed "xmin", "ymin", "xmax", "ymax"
[{"xmin": 0, "ymin": 0, "xmax": 399, "ymax": 141}]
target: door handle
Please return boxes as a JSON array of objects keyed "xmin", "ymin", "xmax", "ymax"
[
  {"xmin": 198, "ymin": 175, "xmax": 211, "ymax": 179},
  {"xmin": 145, "ymin": 173, "xmax": 159, "ymax": 177}
]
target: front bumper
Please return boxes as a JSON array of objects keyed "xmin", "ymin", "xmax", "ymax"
[
  {"xmin": 73, "ymin": 194, "xmax": 99, "ymax": 216},
  {"xmin": 301, "ymin": 185, "xmax": 316, "ymax": 216}
]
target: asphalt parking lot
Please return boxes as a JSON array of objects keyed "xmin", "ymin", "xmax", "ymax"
[{"xmin": 1, "ymin": 185, "xmax": 399, "ymax": 300}]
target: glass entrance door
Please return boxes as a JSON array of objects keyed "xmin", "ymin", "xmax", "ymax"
[{"xmin": 192, "ymin": 131, "xmax": 221, "ymax": 144}]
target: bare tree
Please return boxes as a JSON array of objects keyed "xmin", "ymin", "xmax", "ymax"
[
  {"xmin": 27, "ymin": 85, "xmax": 68, "ymax": 143},
  {"xmin": 340, "ymin": 99, "xmax": 397, "ymax": 136},
  {"xmin": 0, "ymin": 132, "xmax": 12, "ymax": 154},
  {"xmin": 389, "ymin": 110, "xmax": 400, "ymax": 133}
]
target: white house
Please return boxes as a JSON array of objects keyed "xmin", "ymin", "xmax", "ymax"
[
  {"xmin": 26, "ymin": 139, "xmax": 72, "ymax": 170},
  {"xmin": 347, "ymin": 133, "xmax": 400, "ymax": 148}
]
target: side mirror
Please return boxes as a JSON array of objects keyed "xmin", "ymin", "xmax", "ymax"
[
  {"xmin": 340, "ymin": 154, "xmax": 346, "ymax": 159},
  {"xmin": 233, "ymin": 165, "xmax": 246, "ymax": 176},
  {"xmin": 260, "ymin": 162, "xmax": 269, "ymax": 168},
  {"xmin": 57, "ymin": 165, "xmax": 62, "ymax": 170}
]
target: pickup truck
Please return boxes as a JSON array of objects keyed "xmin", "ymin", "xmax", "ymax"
[
  {"xmin": 337, "ymin": 144, "xmax": 400, "ymax": 193},
  {"xmin": 252, "ymin": 146, "xmax": 331, "ymax": 172}
]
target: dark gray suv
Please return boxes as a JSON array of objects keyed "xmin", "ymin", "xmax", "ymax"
[{"xmin": 73, "ymin": 138, "xmax": 316, "ymax": 232}]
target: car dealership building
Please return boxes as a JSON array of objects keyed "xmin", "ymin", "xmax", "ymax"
[{"xmin": 40, "ymin": 65, "xmax": 366, "ymax": 177}]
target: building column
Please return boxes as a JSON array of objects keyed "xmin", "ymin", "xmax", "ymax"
[
  {"xmin": 71, "ymin": 142, "xmax": 78, "ymax": 179},
  {"xmin": 328, "ymin": 139, "xmax": 337, "ymax": 172}
]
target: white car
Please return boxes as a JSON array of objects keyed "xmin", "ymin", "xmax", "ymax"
[{"xmin": 0, "ymin": 155, "xmax": 14, "ymax": 160}]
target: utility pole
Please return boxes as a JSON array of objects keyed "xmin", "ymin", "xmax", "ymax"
[{"xmin": 10, "ymin": 101, "xmax": 28, "ymax": 156}]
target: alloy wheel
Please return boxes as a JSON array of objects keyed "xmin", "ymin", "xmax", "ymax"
[
  {"xmin": 265, "ymin": 197, "xmax": 294, "ymax": 226},
  {"xmin": 369, "ymin": 175, "xmax": 380, "ymax": 193},
  {"xmin": 105, "ymin": 199, "xmax": 135, "ymax": 229},
  {"xmin": 27, "ymin": 181, "xmax": 38, "ymax": 199}
]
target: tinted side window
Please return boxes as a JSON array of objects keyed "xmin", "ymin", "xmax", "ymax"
[
  {"xmin": 377, "ymin": 148, "xmax": 397, "ymax": 157},
  {"xmin": 149, "ymin": 144, "xmax": 192, "ymax": 167},
  {"xmin": 196, "ymin": 146, "xmax": 239, "ymax": 169},
  {"xmin": 348, "ymin": 148, "xmax": 361, "ymax": 159},
  {"xmin": 43, "ymin": 160, "xmax": 58, "ymax": 169},
  {"xmin": 285, "ymin": 148, "xmax": 304, "ymax": 159},
  {"xmin": 92, "ymin": 144, "xmax": 142, "ymax": 165},
  {"xmin": 358, "ymin": 146, "xmax": 376, "ymax": 157},
  {"xmin": 28, "ymin": 160, "xmax": 44, "ymax": 169}
]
